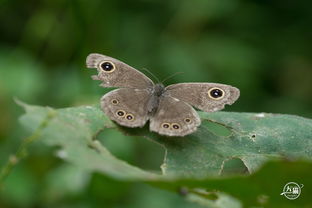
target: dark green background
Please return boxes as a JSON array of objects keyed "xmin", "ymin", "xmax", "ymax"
[{"xmin": 0, "ymin": 0, "xmax": 311, "ymax": 207}]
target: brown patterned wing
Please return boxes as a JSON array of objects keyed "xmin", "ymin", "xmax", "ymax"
[
  {"xmin": 87, "ymin": 53, "xmax": 154, "ymax": 89},
  {"xmin": 149, "ymin": 96, "xmax": 201, "ymax": 137},
  {"xmin": 165, "ymin": 83, "xmax": 240, "ymax": 112},
  {"xmin": 101, "ymin": 88, "xmax": 152, "ymax": 127}
]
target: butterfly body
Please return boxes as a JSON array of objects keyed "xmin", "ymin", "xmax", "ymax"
[
  {"xmin": 86, "ymin": 53, "xmax": 240, "ymax": 137},
  {"xmin": 147, "ymin": 83, "xmax": 165, "ymax": 115}
]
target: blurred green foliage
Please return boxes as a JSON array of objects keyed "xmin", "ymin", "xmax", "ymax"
[{"xmin": 0, "ymin": 0, "xmax": 311, "ymax": 207}]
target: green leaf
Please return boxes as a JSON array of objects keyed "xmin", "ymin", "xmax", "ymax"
[
  {"xmin": 16, "ymin": 103, "xmax": 312, "ymax": 207},
  {"xmin": 120, "ymin": 111, "xmax": 312, "ymax": 177},
  {"xmin": 18, "ymin": 103, "xmax": 158, "ymax": 180},
  {"xmin": 17, "ymin": 102, "xmax": 312, "ymax": 177},
  {"xmin": 150, "ymin": 111, "xmax": 312, "ymax": 176}
]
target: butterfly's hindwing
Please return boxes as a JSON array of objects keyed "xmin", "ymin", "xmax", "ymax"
[
  {"xmin": 149, "ymin": 96, "xmax": 201, "ymax": 136},
  {"xmin": 101, "ymin": 88, "xmax": 152, "ymax": 127}
]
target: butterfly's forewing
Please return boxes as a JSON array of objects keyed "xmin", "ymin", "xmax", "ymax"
[
  {"xmin": 149, "ymin": 96, "xmax": 201, "ymax": 136},
  {"xmin": 87, "ymin": 53, "xmax": 154, "ymax": 89},
  {"xmin": 101, "ymin": 88, "xmax": 151, "ymax": 127},
  {"xmin": 165, "ymin": 83, "xmax": 240, "ymax": 112}
]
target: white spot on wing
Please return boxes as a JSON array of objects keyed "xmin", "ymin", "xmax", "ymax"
[{"xmin": 159, "ymin": 110, "xmax": 165, "ymax": 116}]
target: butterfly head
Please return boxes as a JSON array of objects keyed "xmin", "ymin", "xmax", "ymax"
[{"xmin": 154, "ymin": 83, "xmax": 165, "ymax": 97}]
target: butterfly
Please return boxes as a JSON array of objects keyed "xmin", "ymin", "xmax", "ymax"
[{"xmin": 86, "ymin": 53, "xmax": 240, "ymax": 136}]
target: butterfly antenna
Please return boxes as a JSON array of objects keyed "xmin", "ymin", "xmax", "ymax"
[
  {"xmin": 161, "ymin": 72, "xmax": 184, "ymax": 84},
  {"xmin": 142, "ymin": 68, "xmax": 160, "ymax": 83}
]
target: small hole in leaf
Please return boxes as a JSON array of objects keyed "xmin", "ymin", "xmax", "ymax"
[{"xmin": 221, "ymin": 158, "xmax": 249, "ymax": 175}]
